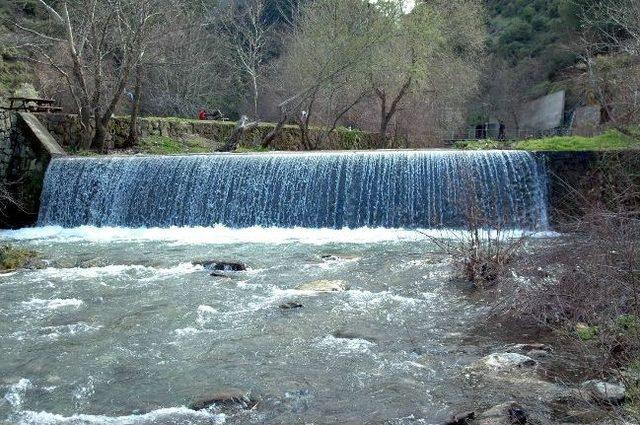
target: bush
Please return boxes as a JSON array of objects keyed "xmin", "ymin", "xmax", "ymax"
[{"xmin": 495, "ymin": 153, "xmax": 640, "ymax": 420}]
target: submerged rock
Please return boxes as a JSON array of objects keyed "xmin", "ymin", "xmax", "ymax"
[
  {"xmin": 512, "ymin": 343, "xmax": 550, "ymax": 353},
  {"xmin": 190, "ymin": 389, "xmax": 256, "ymax": 411},
  {"xmin": 444, "ymin": 411, "xmax": 475, "ymax": 424},
  {"xmin": 474, "ymin": 353, "xmax": 537, "ymax": 372},
  {"xmin": 279, "ymin": 301, "xmax": 303, "ymax": 310},
  {"xmin": 478, "ymin": 401, "xmax": 528, "ymax": 425},
  {"xmin": 295, "ymin": 280, "xmax": 347, "ymax": 292},
  {"xmin": 319, "ymin": 254, "xmax": 358, "ymax": 262},
  {"xmin": 332, "ymin": 330, "xmax": 377, "ymax": 343},
  {"xmin": 581, "ymin": 380, "xmax": 626, "ymax": 405},
  {"xmin": 525, "ymin": 349, "xmax": 549, "ymax": 358},
  {"xmin": 194, "ymin": 260, "xmax": 247, "ymax": 271}
]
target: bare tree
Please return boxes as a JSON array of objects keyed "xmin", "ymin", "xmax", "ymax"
[
  {"xmin": 217, "ymin": 0, "xmax": 274, "ymax": 118},
  {"xmin": 274, "ymin": 0, "xmax": 387, "ymax": 148},
  {"xmin": 14, "ymin": 0, "xmax": 160, "ymax": 151},
  {"xmin": 572, "ymin": 0, "xmax": 640, "ymax": 129}
]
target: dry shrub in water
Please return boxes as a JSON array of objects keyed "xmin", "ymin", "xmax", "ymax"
[{"xmin": 426, "ymin": 166, "xmax": 536, "ymax": 288}]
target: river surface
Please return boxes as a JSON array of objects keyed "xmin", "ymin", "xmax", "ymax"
[{"xmin": 0, "ymin": 226, "xmax": 536, "ymax": 424}]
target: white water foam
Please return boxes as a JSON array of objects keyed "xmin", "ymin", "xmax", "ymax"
[
  {"xmin": 10, "ymin": 407, "xmax": 226, "ymax": 425},
  {"xmin": 315, "ymin": 335, "xmax": 375, "ymax": 355},
  {"xmin": 3, "ymin": 378, "xmax": 32, "ymax": 409},
  {"xmin": 0, "ymin": 225, "xmax": 559, "ymax": 245},
  {"xmin": 29, "ymin": 263, "xmax": 202, "ymax": 283},
  {"xmin": 39, "ymin": 322, "xmax": 102, "ymax": 340},
  {"xmin": 21, "ymin": 298, "xmax": 83, "ymax": 310}
]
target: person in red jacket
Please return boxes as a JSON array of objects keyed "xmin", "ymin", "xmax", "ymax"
[{"xmin": 198, "ymin": 110, "xmax": 207, "ymax": 120}]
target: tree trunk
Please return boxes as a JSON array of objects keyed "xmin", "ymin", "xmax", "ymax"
[
  {"xmin": 261, "ymin": 113, "xmax": 287, "ymax": 149},
  {"xmin": 93, "ymin": 115, "xmax": 108, "ymax": 153},
  {"xmin": 219, "ymin": 116, "xmax": 259, "ymax": 152},
  {"xmin": 252, "ymin": 73, "xmax": 259, "ymax": 118},
  {"xmin": 376, "ymin": 78, "xmax": 411, "ymax": 149},
  {"xmin": 78, "ymin": 107, "xmax": 93, "ymax": 150},
  {"xmin": 377, "ymin": 90, "xmax": 388, "ymax": 148},
  {"xmin": 127, "ymin": 64, "xmax": 144, "ymax": 147}
]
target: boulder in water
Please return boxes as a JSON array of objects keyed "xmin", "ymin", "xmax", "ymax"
[
  {"xmin": 194, "ymin": 260, "xmax": 247, "ymax": 272},
  {"xmin": 332, "ymin": 330, "xmax": 377, "ymax": 343},
  {"xmin": 478, "ymin": 401, "xmax": 528, "ymax": 425},
  {"xmin": 189, "ymin": 389, "xmax": 256, "ymax": 411},
  {"xmin": 581, "ymin": 380, "xmax": 626, "ymax": 405},
  {"xmin": 443, "ymin": 411, "xmax": 475, "ymax": 425},
  {"xmin": 295, "ymin": 280, "xmax": 347, "ymax": 292},
  {"xmin": 473, "ymin": 353, "xmax": 537, "ymax": 372}
]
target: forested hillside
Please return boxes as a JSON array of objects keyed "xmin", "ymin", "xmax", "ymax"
[{"xmin": 0, "ymin": 0, "xmax": 638, "ymax": 148}]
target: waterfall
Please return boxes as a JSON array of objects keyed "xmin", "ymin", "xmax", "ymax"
[{"xmin": 37, "ymin": 151, "xmax": 548, "ymax": 229}]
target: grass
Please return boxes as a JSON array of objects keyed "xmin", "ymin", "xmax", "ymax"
[
  {"xmin": 137, "ymin": 135, "xmax": 214, "ymax": 155},
  {"xmin": 454, "ymin": 129, "xmax": 640, "ymax": 152},
  {"xmin": 625, "ymin": 359, "xmax": 640, "ymax": 419},
  {"xmin": 0, "ymin": 244, "xmax": 37, "ymax": 271},
  {"xmin": 575, "ymin": 323, "xmax": 599, "ymax": 341},
  {"xmin": 454, "ymin": 139, "xmax": 513, "ymax": 150},
  {"xmin": 514, "ymin": 130, "xmax": 640, "ymax": 151}
]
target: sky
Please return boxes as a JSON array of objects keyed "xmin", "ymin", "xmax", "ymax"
[{"xmin": 369, "ymin": 0, "xmax": 416, "ymax": 14}]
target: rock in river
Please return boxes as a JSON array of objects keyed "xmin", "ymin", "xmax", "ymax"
[
  {"xmin": 581, "ymin": 380, "xmax": 626, "ymax": 405},
  {"xmin": 190, "ymin": 389, "xmax": 256, "ymax": 411},
  {"xmin": 295, "ymin": 280, "xmax": 347, "ymax": 292},
  {"xmin": 473, "ymin": 353, "xmax": 537, "ymax": 372},
  {"xmin": 194, "ymin": 260, "xmax": 247, "ymax": 271},
  {"xmin": 478, "ymin": 401, "xmax": 528, "ymax": 425},
  {"xmin": 279, "ymin": 301, "xmax": 303, "ymax": 310},
  {"xmin": 444, "ymin": 411, "xmax": 475, "ymax": 424}
]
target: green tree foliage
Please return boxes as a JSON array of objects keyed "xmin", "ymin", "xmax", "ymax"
[{"xmin": 486, "ymin": 0, "xmax": 576, "ymax": 74}]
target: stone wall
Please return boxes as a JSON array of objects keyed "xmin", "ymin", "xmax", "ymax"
[
  {"xmin": 36, "ymin": 113, "xmax": 383, "ymax": 151},
  {"xmin": 540, "ymin": 151, "xmax": 640, "ymax": 226},
  {"xmin": 0, "ymin": 112, "xmax": 66, "ymax": 228},
  {"xmin": 0, "ymin": 110, "xmax": 16, "ymax": 172}
]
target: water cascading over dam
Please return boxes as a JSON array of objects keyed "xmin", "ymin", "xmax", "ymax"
[{"xmin": 37, "ymin": 151, "xmax": 548, "ymax": 229}]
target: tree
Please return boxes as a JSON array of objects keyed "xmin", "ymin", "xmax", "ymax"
[
  {"xmin": 139, "ymin": 2, "xmax": 234, "ymax": 119},
  {"xmin": 275, "ymin": 0, "xmax": 485, "ymax": 148},
  {"xmin": 572, "ymin": 0, "xmax": 640, "ymax": 128},
  {"xmin": 366, "ymin": 0, "xmax": 485, "ymax": 146},
  {"xmin": 275, "ymin": 0, "xmax": 390, "ymax": 148},
  {"xmin": 14, "ymin": 0, "xmax": 160, "ymax": 151},
  {"xmin": 217, "ymin": 0, "xmax": 275, "ymax": 118}
]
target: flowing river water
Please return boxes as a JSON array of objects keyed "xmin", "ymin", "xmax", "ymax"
[
  {"xmin": 0, "ymin": 226, "xmax": 534, "ymax": 425},
  {"xmin": 0, "ymin": 151, "xmax": 554, "ymax": 424}
]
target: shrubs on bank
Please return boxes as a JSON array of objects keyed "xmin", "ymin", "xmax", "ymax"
[{"xmin": 489, "ymin": 152, "xmax": 640, "ymax": 421}]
